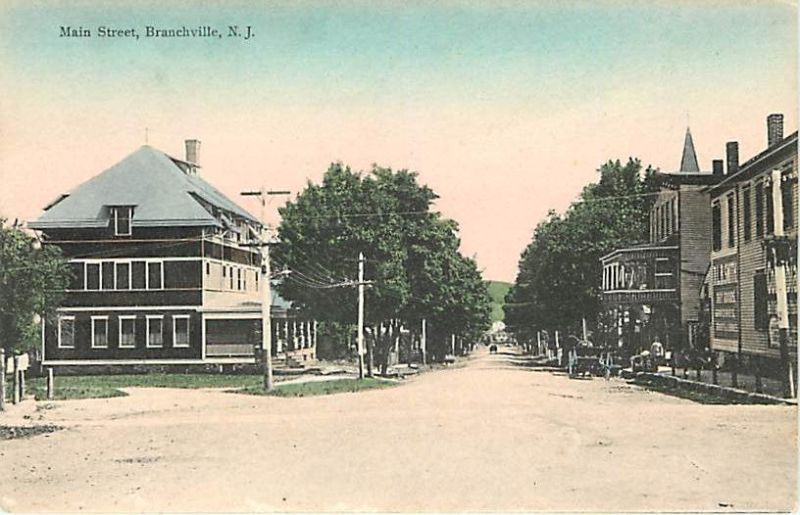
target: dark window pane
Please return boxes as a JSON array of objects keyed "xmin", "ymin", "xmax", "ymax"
[
  {"xmin": 743, "ymin": 187, "xmax": 752, "ymax": 242},
  {"xmin": 148, "ymin": 262, "xmax": 162, "ymax": 289},
  {"xmin": 755, "ymin": 183, "xmax": 765, "ymax": 237},
  {"xmin": 86, "ymin": 263, "xmax": 100, "ymax": 290},
  {"xmin": 102, "ymin": 261, "xmax": 114, "ymax": 290},
  {"xmin": 766, "ymin": 182, "xmax": 774, "ymax": 235},
  {"xmin": 115, "ymin": 263, "xmax": 130, "ymax": 290},
  {"xmin": 68, "ymin": 262, "xmax": 84, "ymax": 290},
  {"xmin": 93, "ymin": 319, "xmax": 108, "ymax": 347},
  {"xmin": 132, "ymin": 261, "xmax": 146, "ymax": 289},
  {"xmin": 147, "ymin": 318, "xmax": 163, "ymax": 347},
  {"xmin": 174, "ymin": 317, "xmax": 190, "ymax": 347},
  {"xmin": 754, "ymin": 271, "xmax": 768, "ymax": 330},
  {"xmin": 115, "ymin": 207, "xmax": 131, "ymax": 235},
  {"xmin": 782, "ymin": 176, "xmax": 794, "ymax": 230},
  {"xmin": 712, "ymin": 203, "xmax": 722, "ymax": 252},
  {"xmin": 119, "ymin": 317, "xmax": 136, "ymax": 347},
  {"xmin": 59, "ymin": 318, "xmax": 75, "ymax": 348},
  {"xmin": 727, "ymin": 195, "xmax": 735, "ymax": 248}
]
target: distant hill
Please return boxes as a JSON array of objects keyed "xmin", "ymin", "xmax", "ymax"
[{"xmin": 486, "ymin": 280, "xmax": 512, "ymax": 323}]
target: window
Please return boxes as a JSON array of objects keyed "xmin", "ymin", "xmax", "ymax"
[
  {"xmin": 755, "ymin": 182, "xmax": 765, "ymax": 237},
  {"xmin": 766, "ymin": 181, "xmax": 774, "ymax": 235},
  {"xmin": 712, "ymin": 202, "xmax": 722, "ymax": 252},
  {"xmin": 173, "ymin": 315, "xmax": 190, "ymax": 348},
  {"xmin": 86, "ymin": 263, "xmax": 101, "ymax": 290},
  {"xmin": 229, "ymin": 267, "xmax": 234, "ymax": 289},
  {"xmin": 119, "ymin": 316, "xmax": 137, "ymax": 348},
  {"xmin": 781, "ymin": 174, "xmax": 794, "ymax": 231},
  {"xmin": 115, "ymin": 262, "xmax": 130, "ymax": 290},
  {"xmin": 206, "ymin": 262, "xmax": 210, "ymax": 275},
  {"xmin": 255, "ymin": 270, "xmax": 259, "ymax": 291},
  {"xmin": 237, "ymin": 268, "xmax": 242, "ymax": 290},
  {"xmin": 754, "ymin": 270, "xmax": 768, "ymax": 330},
  {"xmin": 743, "ymin": 186, "xmax": 752, "ymax": 242},
  {"xmin": 147, "ymin": 262, "xmax": 163, "ymax": 289},
  {"xmin": 91, "ymin": 316, "xmax": 109, "ymax": 348},
  {"xmin": 132, "ymin": 261, "xmax": 146, "ymax": 289},
  {"xmin": 102, "ymin": 261, "xmax": 114, "ymax": 290},
  {"xmin": 146, "ymin": 316, "xmax": 164, "ymax": 348},
  {"xmin": 672, "ymin": 197, "xmax": 679, "ymax": 232},
  {"xmin": 68, "ymin": 262, "xmax": 84, "ymax": 290},
  {"xmin": 58, "ymin": 316, "xmax": 75, "ymax": 349},
  {"xmin": 727, "ymin": 194, "xmax": 735, "ymax": 248},
  {"xmin": 112, "ymin": 206, "xmax": 133, "ymax": 236}
]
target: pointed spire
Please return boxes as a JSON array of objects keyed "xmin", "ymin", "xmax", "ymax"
[{"xmin": 680, "ymin": 127, "xmax": 700, "ymax": 172}]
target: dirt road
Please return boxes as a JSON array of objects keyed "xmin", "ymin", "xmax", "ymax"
[{"xmin": 0, "ymin": 347, "xmax": 796, "ymax": 512}]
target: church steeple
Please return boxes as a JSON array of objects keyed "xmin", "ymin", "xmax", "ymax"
[{"xmin": 679, "ymin": 127, "xmax": 700, "ymax": 172}]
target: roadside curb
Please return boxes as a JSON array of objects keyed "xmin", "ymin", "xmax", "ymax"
[{"xmin": 632, "ymin": 372, "xmax": 797, "ymax": 405}]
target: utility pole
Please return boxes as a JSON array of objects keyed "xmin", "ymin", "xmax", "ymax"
[
  {"xmin": 421, "ymin": 319, "xmax": 427, "ymax": 365},
  {"xmin": 357, "ymin": 252, "xmax": 366, "ymax": 379},
  {"xmin": 770, "ymin": 169, "xmax": 795, "ymax": 398},
  {"xmin": 241, "ymin": 187, "xmax": 290, "ymax": 393}
]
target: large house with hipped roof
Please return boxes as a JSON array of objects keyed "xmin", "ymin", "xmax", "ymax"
[{"xmin": 29, "ymin": 141, "xmax": 317, "ymax": 367}]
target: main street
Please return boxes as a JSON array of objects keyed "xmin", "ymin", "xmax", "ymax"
[{"xmin": 0, "ymin": 347, "xmax": 796, "ymax": 512}]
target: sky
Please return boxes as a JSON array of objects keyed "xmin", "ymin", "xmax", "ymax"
[{"xmin": 0, "ymin": 0, "xmax": 796, "ymax": 282}]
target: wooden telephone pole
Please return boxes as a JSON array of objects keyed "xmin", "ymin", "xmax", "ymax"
[
  {"xmin": 241, "ymin": 188, "xmax": 290, "ymax": 393},
  {"xmin": 357, "ymin": 252, "xmax": 366, "ymax": 379},
  {"xmin": 769, "ymin": 169, "xmax": 795, "ymax": 398}
]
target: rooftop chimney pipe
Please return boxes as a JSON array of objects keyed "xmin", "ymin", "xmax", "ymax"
[
  {"xmin": 726, "ymin": 141, "xmax": 739, "ymax": 176},
  {"xmin": 185, "ymin": 139, "xmax": 201, "ymax": 169},
  {"xmin": 712, "ymin": 159, "xmax": 724, "ymax": 176},
  {"xmin": 767, "ymin": 113, "xmax": 784, "ymax": 147}
]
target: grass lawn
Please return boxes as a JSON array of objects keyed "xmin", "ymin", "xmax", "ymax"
[
  {"xmin": 5, "ymin": 373, "xmax": 266, "ymax": 401},
  {"xmin": 239, "ymin": 377, "xmax": 396, "ymax": 397},
  {"xmin": 3, "ymin": 374, "xmax": 395, "ymax": 401}
]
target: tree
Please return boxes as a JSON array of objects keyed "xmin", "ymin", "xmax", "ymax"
[
  {"xmin": 504, "ymin": 159, "xmax": 660, "ymax": 342},
  {"xmin": 0, "ymin": 219, "xmax": 71, "ymax": 353},
  {"xmin": 275, "ymin": 163, "xmax": 492, "ymax": 369}
]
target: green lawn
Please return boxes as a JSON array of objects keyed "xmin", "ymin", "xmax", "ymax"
[
  {"xmin": 486, "ymin": 280, "xmax": 512, "ymax": 323},
  {"xmin": 3, "ymin": 374, "xmax": 394, "ymax": 401},
  {"xmin": 240, "ymin": 377, "xmax": 396, "ymax": 397},
  {"xmin": 5, "ymin": 373, "xmax": 266, "ymax": 401}
]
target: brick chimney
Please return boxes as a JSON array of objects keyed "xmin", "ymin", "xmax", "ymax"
[
  {"xmin": 185, "ymin": 139, "xmax": 201, "ymax": 170},
  {"xmin": 726, "ymin": 141, "xmax": 739, "ymax": 176},
  {"xmin": 767, "ymin": 113, "xmax": 784, "ymax": 147},
  {"xmin": 712, "ymin": 159, "xmax": 724, "ymax": 176}
]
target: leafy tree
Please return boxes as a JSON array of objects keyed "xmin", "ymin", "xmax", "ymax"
[
  {"xmin": 505, "ymin": 159, "xmax": 660, "ymax": 342},
  {"xmin": 0, "ymin": 219, "xmax": 71, "ymax": 353},
  {"xmin": 275, "ymin": 163, "xmax": 491, "ymax": 369}
]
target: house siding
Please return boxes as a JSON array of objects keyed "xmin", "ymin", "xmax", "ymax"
[{"xmin": 709, "ymin": 135, "xmax": 798, "ymax": 360}]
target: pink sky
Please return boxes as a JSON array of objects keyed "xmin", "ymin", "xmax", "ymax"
[{"xmin": 0, "ymin": 2, "xmax": 796, "ymax": 282}]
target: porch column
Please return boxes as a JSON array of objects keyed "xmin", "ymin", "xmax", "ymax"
[{"xmin": 274, "ymin": 318, "xmax": 282, "ymax": 353}]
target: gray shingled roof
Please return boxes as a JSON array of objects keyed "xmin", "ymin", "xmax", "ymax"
[{"xmin": 29, "ymin": 145, "xmax": 258, "ymax": 229}]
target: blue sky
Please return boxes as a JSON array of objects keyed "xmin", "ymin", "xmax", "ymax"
[{"xmin": 0, "ymin": 1, "xmax": 796, "ymax": 281}]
